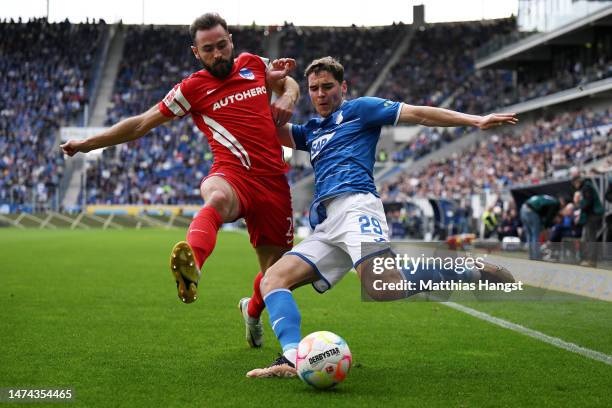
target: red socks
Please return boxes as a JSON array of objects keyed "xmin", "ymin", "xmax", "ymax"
[
  {"xmin": 247, "ymin": 271, "xmax": 265, "ymax": 319},
  {"xmin": 186, "ymin": 206, "xmax": 223, "ymax": 270},
  {"xmin": 187, "ymin": 206, "xmax": 266, "ymax": 319}
]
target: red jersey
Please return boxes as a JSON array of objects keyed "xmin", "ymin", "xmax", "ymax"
[{"xmin": 159, "ymin": 53, "xmax": 287, "ymax": 176}]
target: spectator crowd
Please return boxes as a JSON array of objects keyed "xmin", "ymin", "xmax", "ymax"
[
  {"xmin": 1, "ymin": 19, "xmax": 609, "ymax": 213},
  {"xmin": 381, "ymin": 19, "xmax": 610, "ymax": 164},
  {"xmin": 280, "ymin": 23, "xmax": 407, "ymax": 122},
  {"xmin": 380, "ymin": 108, "xmax": 611, "ymax": 202},
  {"xmin": 0, "ymin": 18, "xmax": 105, "ymax": 210}
]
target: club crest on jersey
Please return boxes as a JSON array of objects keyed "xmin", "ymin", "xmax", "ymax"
[
  {"xmin": 310, "ymin": 132, "xmax": 335, "ymax": 160},
  {"xmin": 239, "ymin": 68, "xmax": 255, "ymax": 80},
  {"xmin": 335, "ymin": 111, "xmax": 344, "ymax": 125}
]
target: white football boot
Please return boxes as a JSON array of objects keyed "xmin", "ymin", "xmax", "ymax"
[{"xmin": 238, "ymin": 297, "xmax": 264, "ymax": 348}]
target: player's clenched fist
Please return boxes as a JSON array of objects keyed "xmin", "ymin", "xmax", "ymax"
[
  {"xmin": 267, "ymin": 58, "xmax": 297, "ymax": 82},
  {"xmin": 60, "ymin": 140, "xmax": 88, "ymax": 156}
]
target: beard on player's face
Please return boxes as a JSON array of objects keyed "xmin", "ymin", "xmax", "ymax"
[{"xmin": 202, "ymin": 53, "xmax": 234, "ymax": 79}]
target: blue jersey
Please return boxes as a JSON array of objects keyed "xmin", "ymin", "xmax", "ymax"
[{"xmin": 291, "ymin": 97, "xmax": 402, "ymax": 228}]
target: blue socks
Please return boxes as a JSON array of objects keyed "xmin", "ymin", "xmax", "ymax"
[{"xmin": 264, "ymin": 289, "xmax": 301, "ymax": 353}]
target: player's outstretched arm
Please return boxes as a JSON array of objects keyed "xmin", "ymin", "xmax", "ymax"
[
  {"xmin": 267, "ymin": 58, "xmax": 300, "ymax": 126},
  {"xmin": 398, "ymin": 104, "xmax": 518, "ymax": 130},
  {"xmin": 60, "ymin": 105, "xmax": 172, "ymax": 156}
]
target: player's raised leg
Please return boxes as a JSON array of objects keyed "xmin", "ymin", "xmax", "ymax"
[
  {"xmin": 171, "ymin": 175, "xmax": 241, "ymax": 303},
  {"xmin": 246, "ymin": 254, "xmax": 317, "ymax": 378}
]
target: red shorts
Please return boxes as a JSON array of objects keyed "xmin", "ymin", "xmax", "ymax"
[{"xmin": 204, "ymin": 170, "xmax": 293, "ymax": 248}]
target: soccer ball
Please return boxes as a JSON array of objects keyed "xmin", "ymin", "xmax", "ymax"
[{"xmin": 296, "ymin": 331, "xmax": 352, "ymax": 389}]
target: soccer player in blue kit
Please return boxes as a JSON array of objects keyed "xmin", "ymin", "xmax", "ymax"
[{"xmin": 245, "ymin": 57, "xmax": 518, "ymax": 378}]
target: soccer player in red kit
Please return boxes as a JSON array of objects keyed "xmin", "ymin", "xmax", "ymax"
[{"xmin": 61, "ymin": 13, "xmax": 299, "ymax": 348}]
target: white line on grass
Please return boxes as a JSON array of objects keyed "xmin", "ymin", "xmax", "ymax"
[{"xmin": 444, "ymin": 301, "xmax": 612, "ymax": 366}]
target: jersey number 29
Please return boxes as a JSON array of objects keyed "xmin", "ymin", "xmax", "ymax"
[{"xmin": 359, "ymin": 215, "xmax": 383, "ymax": 235}]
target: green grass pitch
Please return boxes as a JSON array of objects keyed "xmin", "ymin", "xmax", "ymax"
[{"xmin": 1, "ymin": 229, "xmax": 611, "ymax": 407}]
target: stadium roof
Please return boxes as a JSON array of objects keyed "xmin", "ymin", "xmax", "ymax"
[
  {"xmin": 476, "ymin": 4, "xmax": 612, "ymax": 69},
  {"xmin": 3, "ymin": 0, "xmax": 518, "ymax": 26}
]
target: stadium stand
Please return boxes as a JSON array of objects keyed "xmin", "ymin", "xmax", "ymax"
[
  {"xmin": 384, "ymin": 16, "xmax": 611, "ymax": 163},
  {"xmin": 380, "ymin": 107, "xmax": 611, "ymax": 202},
  {"xmin": 0, "ymin": 18, "xmax": 105, "ymax": 212},
  {"xmin": 68, "ymin": 19, "xmax": 612, "ymax": 206},
  {"xmin": 1, "ymin": 11, "xmax": 610, "ymax": 260},
  {"xmin": 279, "ymin": 23, "xmax": 408, "ymax": 122},
  {"xmin": 452, "ymin": 46, "xmax": 611, "ymax": 115},
  {"xmin": 377, "ymin": 19, "xmax": 516, "ymax": 108}
]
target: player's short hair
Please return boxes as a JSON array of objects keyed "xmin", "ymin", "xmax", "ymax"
[
  {"xmin": 190, "ymin": 13, "xmax": 229, "ymax": 42},
  {"xmin": 305, "ymin": 57, "xmax": 344, "ymax": 83}
]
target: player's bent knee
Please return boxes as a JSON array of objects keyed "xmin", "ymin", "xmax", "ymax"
[
  {"xmin": 364, "ymin": 284, "xmax": 403, "ymax": 302},
  {"xmin": 260, "ymin": 272, "xmax": 289, "ymax": 296},
  {"xmin": 260, "ymin": 262, "xmax": 297, "ymax": 294},
  {"xmin": 205, "ymin": 189, "xmax": 231, "ymax": 206},
  {"xmin": 261, "ymin": 254, "xmax": 317, "ymax": 296},
  {"xmin": 202, "ymin": 189, "xmax": 236, "ymax": 219},
  {"xmin": 358, "ymin": 263, "xmax": 406, "ymax": 302},
  {"xmin": 201, "ymin": 177, "xmax": 237, "ymax": 205}
]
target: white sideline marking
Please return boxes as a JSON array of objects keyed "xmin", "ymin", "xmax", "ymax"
[{"xmin": 444, "ymin": 302, "xmax": 612, "ymax": 366}]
